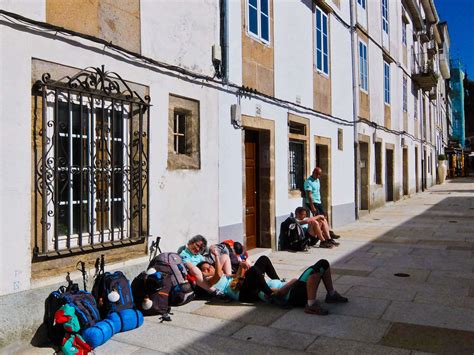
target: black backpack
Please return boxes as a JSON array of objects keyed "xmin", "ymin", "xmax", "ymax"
[
  {"xmin": 131, "ymin": 269, "xmax": 173, "ymax": 318},
  {"xmin": 279, "ymin": 213, "xmax": 310, "ymax": 251},
  {"xmin": 44, "ymin": 282, "xmax": 101, "ymax": 346},
  {"xmin": 148, "ymin": 253, "xmax": 195, "ymax": 307},
  {"xmin": 92, "ymin": 256, "xmax": 136, "ymax": 317}
]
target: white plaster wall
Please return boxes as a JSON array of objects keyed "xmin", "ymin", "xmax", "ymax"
[
  {"xmin": 140, "ymin": 0, "xmax": 219, "ymax": 77},
  {"xmin": 0, "ymin": 0, "xmax": 46, "ymax": 21},
  {"xmin": 0, "ymin": 19, "xmax": 220, "ymax": 294},
  {"xmin": 273, "ymin": 0, "xmax": 313, "ymax": 106}
]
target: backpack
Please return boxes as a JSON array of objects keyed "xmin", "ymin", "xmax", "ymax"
[
  {"xmin": 279, "ymin": 214, "xmax": 295, "ymax": 250},
  {"xmin": 131, "ymin": 269, "xmax": 173, "ymax": 317},
  {"xmin": 287, "ymin": 221, "xmax": 309, "ymax": 251},
  {"xmin": 148, "ymin": 252, "xmax": 195, "ymax": 307},
  {"xmin": 92, "ymin": 269, "xmax": 135, "ymax": 317},
  {"xmin": 44, "ymin": 283, "xmax": 101, "ymax": 346}
]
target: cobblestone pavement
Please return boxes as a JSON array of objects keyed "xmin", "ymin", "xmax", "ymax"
[{"xmin": 4, "ymin": 178, "xmax": 474, "ymax": 354}]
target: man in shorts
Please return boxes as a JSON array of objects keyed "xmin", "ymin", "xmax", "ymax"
[{"xmin": 294, "ymin": 207, "xmax": 338, "ymax": 248}]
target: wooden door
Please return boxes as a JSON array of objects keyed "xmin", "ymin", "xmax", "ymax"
[{"xmin": 245, "ymin": 131, "xmax": 258, "ymax": 250}]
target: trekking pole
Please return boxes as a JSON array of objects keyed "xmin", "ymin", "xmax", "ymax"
[
  {"xmin": 77, "ymin": 261, "xmax": 88, "ymax": 291},
  {"xmin": 100, "ymin": 254, "xmax": 105, "ymax": 274},
  {"xmin": 149, "ymin": 236, "xmax": 162, "ymax": 261}
]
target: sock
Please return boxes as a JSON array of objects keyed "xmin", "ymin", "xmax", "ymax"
[
  {"xmin": 328, "ymin": 290, "xmax": 336, "ymax": 296},
  {"xmin": 307, "ymin": 299, "xmax": 316, "ymax": 306}
]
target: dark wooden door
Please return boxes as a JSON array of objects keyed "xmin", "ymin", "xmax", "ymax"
[{"xmin": 245, "ymin": 131, "xmax": 258, "ymax": 250}]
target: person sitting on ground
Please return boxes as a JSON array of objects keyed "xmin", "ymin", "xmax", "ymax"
[
  {"xmin": 259, "ymin": 258, "xmax": 348, "ymax": 315},
  {"xmin": 179, "ymin": 235, "xmax": 233, "ymax": 292},
  {"xmin": 295, "ymin": 207, "xmax": 339, "ymax": 248},
  {"xmin": 198, "ymin": 251, "xmax": 286, "ymax": 304},
  {"xmin": 304, "ymin": 167, "xmax": 341, "ymax": 240}
]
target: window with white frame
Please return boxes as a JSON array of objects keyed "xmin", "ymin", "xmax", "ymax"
[
  {"xmin": 357, "ymin": 0, "xmax": 366, "ymax": 10},
  {"xmin": 403, "ymin": 76, "xmax": 408, "ymax": 112},
  {"xmin": 359, "ymin": 41, "xmax": 368, "ymax": 91},
  {"xmin": 315, "ymin": 7, "xmax": 329, "ymax": 75},
  {"xmin": 248, "ymin": 0, "xmax": 270, "ymax": 43},
  {"xmin": 384, "ymin": 61, "xmax": 390, "ymax": 104},
  {"xmin": 288, "ymin": 119, "xmax": 308, "ymax": 193},
  {"xmin": 382, "ymin": 0, "xmax": 389, "ymax": 34},
  {"xmin": 33, "ymin": 66, "xmax": 149, "ymax": 256}
]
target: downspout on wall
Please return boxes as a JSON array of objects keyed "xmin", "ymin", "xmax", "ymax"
[{"xmin": 350, "ymin": 0, "xmax": 359, "ymax": 220}]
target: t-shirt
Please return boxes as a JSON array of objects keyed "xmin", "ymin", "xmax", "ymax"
[
  {"xmin": 296, "ymin": 218, "xmax": 309, "ymax": 232},
  {"xmin": 213, "ymin": 275, "xmax": 240, "ymax": 301},
  {"xmin": 179, "ymin": 248, "xmax": 205, "ymax": 266},
  {"xmin": 258, "ymin": 279, "xmax": 290, "ymax": 302},
  {"xmin": 303, "ymin": 176, "xmax": 321, "ymax": 204}
]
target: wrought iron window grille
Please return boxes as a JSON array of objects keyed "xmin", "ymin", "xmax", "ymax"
[{"xmin": 32, "ymin": 66, "xmax": 150, "ymax": 258}]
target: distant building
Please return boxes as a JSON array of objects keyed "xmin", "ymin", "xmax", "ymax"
[{"xmin": 450, "ymin": 59, "xmax": 466, "ymax": 148}]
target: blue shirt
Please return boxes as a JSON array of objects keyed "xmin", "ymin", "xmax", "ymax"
[
  {"xmin": 179, "ymin": 248, "xmax": 204, "ymax": 266},
  {"xmin": 258, "ymin": 279, "xmax": 289, "ymax": 302},
  {"xmin": 213, "ymin": 275, "xmax": 240, "ymax": 300},
  {"xmin": 304, "ymin": 176, "xmax": 321, "ymax": 204}
]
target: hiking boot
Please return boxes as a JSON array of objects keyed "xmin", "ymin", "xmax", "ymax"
[
  {"xmin": 325, "ymin": 291, "xmax": 348, "ymax": 303},
  {"xmin": 330, "ymin": 231, "xmax": 341, "ymax": 239},
  {"xmin": 328, "ymin": 239, "xmax": 340, "ymax": 247},
  {"xmin": 319, "ymin": 241, "xmax": 334, "ymax": 249},
  {"xmin": 304, "ymin": 302, "xmax": 329, "ymax": 315}
]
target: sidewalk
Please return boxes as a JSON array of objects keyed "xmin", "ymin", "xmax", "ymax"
[{"xmin": 3, "ymin": 178, "xmax": 474, "ymax": 354}]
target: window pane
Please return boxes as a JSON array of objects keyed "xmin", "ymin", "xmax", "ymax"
[
  {"xmin": 112, "ymin": 110, "xmax": 123, "ymax": 139},
  {"xmin": 58, "ymin": 101, "xmax": 68, "ymax": 134},
  {"xmin": 58, "ymin": 204, "xmax": 69, "ymax": 236},
  {"xmin": 323, "ymin": 54, "xmax": 329, "ymax": 74},
  {"xmin": 72, "ymin": 203, "xmax": 88, "ymax": 235},
  {"xmin": 249, "ymin": 6, "xmax": 258, "ymax": 35},
  {"xmin": 113, "ymin": 141, "xmax": 124, "ymax": 167},
  {"xmin": 260, "ymin": 0, "xmax": 268, "ymax": 15},
  {"xmin": 112, "ymin": 201, "xmax": 123, "ymax": 229},
  {"xmin": 261, "ymin": 13, "xmax": 269, "ymax": 41},
  {"xmin": 178, "ymin": 134, "xmax": 186, "ymax": 154},
  {"xmin": 289, "ymin": 141, "xmax": 305, "ymax": 191},
  {"xmin": 58, "ymin": 171, "xmax": 69, "ymax": 203},
  {"xmin": 113, "ymin": 170, "xmax": 123, "ymax": 199},
  {"xmin": 249, "ymin": 0, "xmax": 257, "ymax": 7},
  {"xmin": 58, "ymin": 135, "xmax": 69, "ymax": 168}
]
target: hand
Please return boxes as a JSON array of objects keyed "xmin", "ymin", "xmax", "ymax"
[
  {"xmin": 210, "ymin": 245, "xmax": 218, "ymax": 257},
  {"xmin": 240, "ymin": 261, "xmax": 250, "ymax": 271}
]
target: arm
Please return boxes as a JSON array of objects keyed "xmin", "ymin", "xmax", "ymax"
[
  {"xmin": 306, "ymin": 190, "xmax": 317, "ymax": 216},
  {"xmin": 185, "ymin": 262, "xmax": 204, "ymax": 283},
  {"xmin": 207, "ymin": 246, "xmax": 223, "ymax": 286}
]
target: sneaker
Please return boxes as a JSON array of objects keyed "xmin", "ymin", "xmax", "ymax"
[
  {"xmin": 330, "ymin": 231, "xmax": 341, "ymax": 239},
  {"xmin": 325, "ymin": 291, "xmax": 349, "ymax": 303},
  {"xmin": 329, "ymin": 239, "xmax": 340, "ymax": 247},
  {"xmin": 304, "ymin": 302, "xmax": 329, "ymax": 315},
  {"xmin": 319, "ymin": 241, "xmax": 334, "ymax": 249}
]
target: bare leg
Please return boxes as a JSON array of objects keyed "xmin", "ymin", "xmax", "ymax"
[
  {"xmin": 309, "ymin": 221, "xmax": 326, "ymax": 241},
  {"xmin": 273, "ymin": 278, "xmax": 297, "ymax": 296},
  {"xmin": 218, "ymin": 253, "xmax": 232, "ymax": 275},
  {"xmin": 319, "ymin": 219, "xmax": 331, "ymax": 239},
  {"xmin": 306, "ymin": 273, "xmax": 322, "ymax": 300},
  {"xmin": 321, "ymin": 266, "xmax": 334, "ymax": 292}
]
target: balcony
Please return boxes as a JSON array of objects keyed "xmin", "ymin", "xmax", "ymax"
[
  {"xmin": 412, "ymin": 50, "xmax": 438, "ymax": 91},
  {"xmin": 427, "ymin": 41, "xmax": 437, "ymax": 59},
  {"xmin": 439, "ymin": 46, "xmax": 450, "ymax": 79},
  {"xmin": 403, "ymin": 0, "xmax": 425, "ymax": 31}
]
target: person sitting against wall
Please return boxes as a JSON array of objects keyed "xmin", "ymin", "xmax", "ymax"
[
  {"xmin": 294, "ymin": 207, "xmax": 339, "ymax": 249},
  {"xmin": 179, "ymin": 235, "xmax": 233, "ymax": 293}
]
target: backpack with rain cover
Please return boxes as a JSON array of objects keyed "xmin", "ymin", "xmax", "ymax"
[{"xmin": 280, "ymin": 213, "xmax": 309, "ymax": 252}]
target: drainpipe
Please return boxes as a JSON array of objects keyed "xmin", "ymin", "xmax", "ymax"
[
  {"xmin": 349, "ymin": 0, "xmax": 359, "ymax": 219},
  {"xmin": 219, "ymin": 0, "xmax": 229, "ymax": 83},
  {"xmin": 421, "ymin": 94, "xmax": 425, "ymax": 191}
]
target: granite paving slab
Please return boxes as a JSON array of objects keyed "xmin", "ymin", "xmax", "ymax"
[
  {"xmin": 306, "ymin": 336, "xmax": 411, "ymax": 354},
  {"xmin": 381, "ymin": 301, "xmax": 474, "ymax": 332},
  {"xmin": 346, "ymin": 285, "xmax": 416, "ymax": 302},
  {"xmin": 231, "ymin": 324, "xmax": 317, "ymax": 351},
  {"xmin": 270, "ymin": 310, "xmax": 391, "ymax": 343}
]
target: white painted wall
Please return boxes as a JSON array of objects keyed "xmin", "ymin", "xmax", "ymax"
[{"xmin": 140, "ymin": 0, "xmax": 219, "ymax": 77}]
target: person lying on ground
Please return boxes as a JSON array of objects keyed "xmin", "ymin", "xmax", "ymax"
[
  {"xmin": 259, "ymin": 258, "xmax": 348, "ymax": 315},
  {"xmin": 295, "ymin": 207, "xmax": 339, "ymax": 248},
  {"xmin": 198, "ymin": 254, "xmax": 285, "ymax": 304},
  {"xmin": 179, "ymin": 235, "xmax": 233, "ymax": 292}
]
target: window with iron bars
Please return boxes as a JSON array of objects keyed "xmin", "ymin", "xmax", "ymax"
[
  {"xmin": 33, "ymin": 66, "xmax": 150, "ymax": 257},
  {"xmin": 289, "ymin": 140, "xmax": 306, "ymax": 192}
]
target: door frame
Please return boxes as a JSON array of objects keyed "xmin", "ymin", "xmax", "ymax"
[
  {"xmin": 358, "ymin": 134, "xmax": 371, "ymax": 211},
  {"xmin": 242, "ymin": 115, "xmax": 275, "ymax": 250},
  {"xmin": 314, "ymin": 135, "xmax": 332, "ymax": 226}
]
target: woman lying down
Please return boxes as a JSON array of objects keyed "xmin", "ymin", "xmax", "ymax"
[{"xmin": 197, "ymin": 247, "xmax": 348, "ymax": 315}]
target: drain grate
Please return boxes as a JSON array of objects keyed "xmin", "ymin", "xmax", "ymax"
[
  {"xmin": 394, "ymin": 273, "xmax": 410, "ymax": 277},
  {"xmin": 449, "ymin": 220, "xmax": 458, "ymax": 223}
]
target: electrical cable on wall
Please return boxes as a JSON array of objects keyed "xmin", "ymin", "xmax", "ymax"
[{"xmin": 0, "ymin": 9, "xmax": 439, "ymax": 149}]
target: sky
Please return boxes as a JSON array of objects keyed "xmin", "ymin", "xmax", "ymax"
[{"xmin": 434, "ymin": 0, "xmax": 474, "ymax": 78}]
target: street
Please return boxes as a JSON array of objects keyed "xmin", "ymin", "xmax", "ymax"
[{"xmin": 4, "ymin": 177, "xmax": 474, "ymax": 354}]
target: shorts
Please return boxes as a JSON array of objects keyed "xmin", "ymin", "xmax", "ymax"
[{"xmin": 306, "ymin": 202, "xmax": 325, "ymax": 216}]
